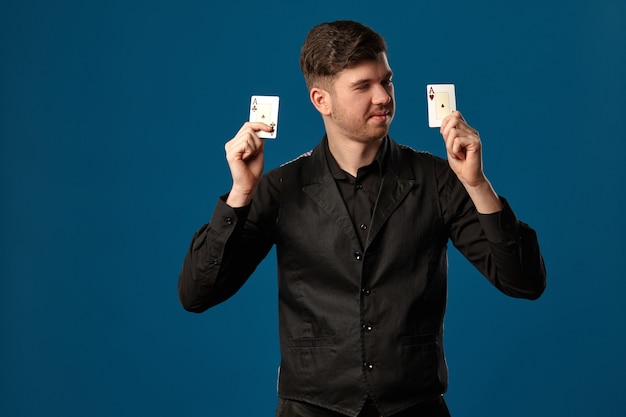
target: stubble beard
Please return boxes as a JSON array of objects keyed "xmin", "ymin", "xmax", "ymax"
[{"xmin": 331, "ymin": 105, "xmax": 394, "ymax": 144}]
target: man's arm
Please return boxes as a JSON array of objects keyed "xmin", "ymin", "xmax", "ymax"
[
  {"xmin": 440, "ymin": 111, "xmax": 546, "ymax": 299},
  {"xmin": 224, "ymin": 122, "xmax": 273, "ymax": 207},
  {"xmin": 444, "ymin": 177, "xmax": 546, "ymax": 299},
  {"xmin": 178, "ymin": 122, "xmax": 275, "ymax": 312},
  {"xmin": 440, "ymin": 111, "xmax": 502, "ymax": 214},
  {"xmin": 178, "ymin": 199, "xmax": 251, "ymax": 312}
]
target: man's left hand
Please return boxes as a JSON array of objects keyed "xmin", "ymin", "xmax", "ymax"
[
  {"xmin": 440, "ymin": 111, "xmax": 486, "ymax": 188},
  {"xmin": 440, "ymin": 111, "xmax": 503, "ymax": 213}
]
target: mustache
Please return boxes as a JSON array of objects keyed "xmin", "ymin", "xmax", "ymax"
[{"xmin": 368, "ymin": 106, "xmax": 394, "ymax": 117}]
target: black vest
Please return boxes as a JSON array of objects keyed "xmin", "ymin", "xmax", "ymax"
[{"xmin": 253, "ymin": 138, "xmax": 456, "ymax": 416}]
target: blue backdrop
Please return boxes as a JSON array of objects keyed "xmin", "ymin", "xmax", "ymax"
[{"xmin": 1, "ymin": 0, "xmax": 625, "ymax": 416}]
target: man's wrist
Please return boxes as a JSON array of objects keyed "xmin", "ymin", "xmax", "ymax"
[
  {"xmin": 225, "ymin": 189, "xmax": 252, "ymax": 208},
  {"xmin": 464, "ymin": 180, "xmax": 503, "ymax": 214}
]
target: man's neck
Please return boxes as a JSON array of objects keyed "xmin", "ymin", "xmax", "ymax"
[{"xmin": 327, "ymin": 135, "xmax": 384, "ymax": 177}]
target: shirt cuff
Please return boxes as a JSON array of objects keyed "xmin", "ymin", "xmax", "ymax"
[
  {"xmin": 208, "ymin": 194, "xmax": 251, "ymax": 236},
  {"xmin": 476, "ymin": 197, "xmax": 519, "ymax": 243}
]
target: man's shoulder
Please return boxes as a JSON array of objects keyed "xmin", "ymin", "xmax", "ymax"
[
  {"xmin": 397, "ymin": 143, "xmax": 431, "ymax": 158},
  {"xmin": 259, "ymin": 149, "xmax": 315, "ymax": 186},
  {"xmin": 280, "ymin": 149, "xmax": 314, "ymax": 168},
  {"xmin": 391, "ymin": 140, "xmax": 447, "ymax": 167}
]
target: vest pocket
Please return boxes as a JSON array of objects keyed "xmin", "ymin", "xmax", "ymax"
[
  {"xmin": 287, "ymin": 335, "xmax": 336, "ymax": 348},
  {"xmin": 282, "ymin": 337, "xmax": 338, "ymax": 382}
]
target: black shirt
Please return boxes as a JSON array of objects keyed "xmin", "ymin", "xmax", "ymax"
[
  {"xmin": 179, "ymin": 136, "xmax": 547, "ymax": 417},
  {"xmin": 325, "ymin": 138, "xmax": 387, "ymax": 248}
]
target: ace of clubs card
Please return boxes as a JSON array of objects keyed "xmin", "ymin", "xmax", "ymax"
[{"xmin": 249, "ymin": 95, "xmax": 280, "ymax": 139}]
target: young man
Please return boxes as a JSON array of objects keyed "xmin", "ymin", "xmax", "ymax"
[{"xmin": 178, "ymin": 20, "xmax": 546, "ymax": 417}]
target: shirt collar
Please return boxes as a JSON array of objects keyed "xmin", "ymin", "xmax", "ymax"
[{"xmin": 324, "ymin": 136, "xmax": 388, "ymax": 180}]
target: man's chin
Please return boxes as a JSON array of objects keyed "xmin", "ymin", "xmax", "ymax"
[
  {"xmin": 370, "ymin": 122, "xmax": 391, "ymax": 137},
  {"xmin": 359, "ymin": 128, "xmax": 389, "ymax": 143}
]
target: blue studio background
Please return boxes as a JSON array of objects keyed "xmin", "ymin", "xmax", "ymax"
[{"xmin": 1, "ymin": 0, "xmax": 625, "ymax": 416}]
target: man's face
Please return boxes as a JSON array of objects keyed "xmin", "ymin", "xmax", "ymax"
[{"xmin": 324, "ymin": 53, "xmax": 395, "ymax": 144}]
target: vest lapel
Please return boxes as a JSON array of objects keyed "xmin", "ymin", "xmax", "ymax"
[
  {"xmin": 302, "ymin": 177, "xmax": 361, "ymax": 248},
  {"xmin": 300, "ymin": 137, "xmax": 416, "ymax": 251},
  {"xmin": 301, "ymin": 140, "xmax": 361, "ymax": 248},
  {"xmin": 365, "ymin": 174, "xmax": 415, "ymax": 249},
  {"xmin": 366, "ymin": 140, "xmax": 416, "ymax": 249}
]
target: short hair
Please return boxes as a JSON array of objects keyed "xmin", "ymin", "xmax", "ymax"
[{"xmin": 299, "ymin": 20, "xmax": 388, "ymax": 90}]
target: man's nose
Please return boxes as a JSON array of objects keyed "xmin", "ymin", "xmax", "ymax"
[{"xmin": 373, "ymin": 84, "xmax": 392, "ymax": 104}]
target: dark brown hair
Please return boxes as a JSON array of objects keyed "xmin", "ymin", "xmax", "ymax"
[{"xmin": 299, "ymin": 20, "xmax": 387, "ymax": 90}]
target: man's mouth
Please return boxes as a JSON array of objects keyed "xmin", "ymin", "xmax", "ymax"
[{"xmin": 369, "ymin": 111, "xmax": 391, "ymax": 121}]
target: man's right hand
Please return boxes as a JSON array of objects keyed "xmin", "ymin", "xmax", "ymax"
[{"xmin": 224, "ymin": 122, "xmax": 273, "ymax": 207}]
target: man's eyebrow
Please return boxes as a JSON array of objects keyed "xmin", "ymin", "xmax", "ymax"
[
  {"xmin": 349, "ymin": 78, "xmax": 371, "ymax": 87},
  {"xmin": 349, "ymin": 71, "xmax": 393, "ymax": 87}
]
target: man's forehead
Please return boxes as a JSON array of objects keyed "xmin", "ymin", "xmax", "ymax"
[{"xmin": 339, "ymin": 57, "xmax": 393, "ymax": 82}]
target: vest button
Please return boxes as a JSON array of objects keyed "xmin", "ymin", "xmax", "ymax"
[
  {"xmin": 362, "ymin": 288, "xmax": 371, "ymax": 296},
  {"xmin": 363, "ymin": 362, "xmax": 374, "ymax": 371},
  {"xmin": 354, "ymin": 251, "xmax": 362, "ymax": 261},
  {"xmin": 362, "ymin": 323, "xmax": 373, "ymax": 332}
]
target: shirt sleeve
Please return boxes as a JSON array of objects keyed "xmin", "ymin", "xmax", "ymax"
[
  {"xmin": 476, "ymin": 197, "xmax": 519, "ymax": 243},
  {"xmin": 444, "ymin": 170, "xmax": 546, "ymax": 300},
  {"xmin": 177, "ymin": 194, "xmax": 272, "ymax": 313}
]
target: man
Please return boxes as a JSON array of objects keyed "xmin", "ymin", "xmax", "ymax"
[{"xmin": 178, "ymin": 20, "xmax": 546, "ymax": 417}]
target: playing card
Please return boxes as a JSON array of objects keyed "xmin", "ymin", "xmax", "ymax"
[
  {"xmin": 426, "ymin": 84, "xmax": 456, "ymax": 128},
  {"xmin": 249, "ymin": 95, "xmax": 280, "ymax": 139}
]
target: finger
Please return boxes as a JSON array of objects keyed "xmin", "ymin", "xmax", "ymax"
[
  {"xmin": 240, "ymin": 121, "xmax": 275, "ymax": 134},
  {"xmin": 226, "ymin": 131, "xmax": 263, "ymax": 162},
  {"xmin": 444, "ymin": 113, "xmax": 480, "ymax": 142},
  {"xmin": 240, "ymin": 138, "xmax": 263, "ymax": 161},
  {"xmin": 228, "ymin": 123, "xmax": 273, "ymax": 151},
  {"xmin": 451, "ymin": 136, "xmax": 466, "ymax": 160},
  {"xmin": 440, "ymin": 113, "xmax": 459, "ymax": 137},
  {"xmin": 240, "ymin": 138, "xmax": 258, "ymax": 161},
  {"xmin": 444, "ymin": 127, "xmax": 459, "ymax": 159},
  {"xmin": 450, "ymin": 131, "xmax": 482, "ymax": 160},
  {"xmin": 229, "ymin": 122, "xmax": 274, "ymax": 152},
  {"xmin": 231, "ymin": 122, "xmax": 267, "ymax": 144}
]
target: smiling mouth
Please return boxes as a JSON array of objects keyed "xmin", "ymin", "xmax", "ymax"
[{"xmin": 369, "ymin": 111, "xmax": 391, "ymax": 121}]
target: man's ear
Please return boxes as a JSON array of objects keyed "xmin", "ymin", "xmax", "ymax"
[{"xmin": 310, "ymin": 87, "xmax": 331, "ymax": 116}]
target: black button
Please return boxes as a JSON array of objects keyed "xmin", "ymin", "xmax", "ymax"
[
  {"xmin": 363, "ymin": 362, "xmax": 374, "ymax": 371},
  {"xmin": 355, "ymin": 183, "xmax": 363, "ymax": 190},
  {"xmin": 225, "ymin": 217, "xmax": 233, "ymax": 225},
  {"xmin": 362, "ymin": 288, "xmax": 371, "ymax": 296},
  {"xmin": 360, "ymin": 223, "xmax": 367, "ymax": 230},
  {"xmin": 354, "ymin": 251, "xmax": 362, "ymax": 260},
  {"xmin": 362, "ymin": 323, "xmax": 373, "ymax": 332}
]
